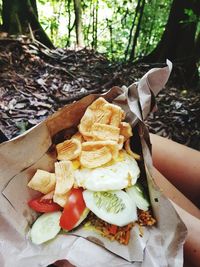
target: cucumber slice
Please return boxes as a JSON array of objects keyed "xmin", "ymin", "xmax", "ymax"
[
  {"xmin": 83, "ymin": 190, "xmax": 137, "ymax": 227},
  {"xmin": 126, "ymin": 184, "xmax": 149, "ymax": 211},
  {"xmin": 30, "ymin": 211, "xmax": 62, "ymax": 244}
]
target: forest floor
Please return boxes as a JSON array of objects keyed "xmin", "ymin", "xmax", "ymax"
[{"xmin": 0, "ymin": 37, "xmax": 200, "ymax": 150}]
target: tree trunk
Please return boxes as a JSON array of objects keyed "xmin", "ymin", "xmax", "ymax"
[
  {"xmin": 30, "ymin": 0, "xmax": 38, "ymax": 17},
  {"xmin": 66, "ymin": 0, "xmax": 72, "ymax": 46},
  {"xmin": 195, "ymin": 32, "xmax": 200, "ymax": 62},
  {"xmin": 92, "ymin": 2, "xmax": 95, "ymax": 49},
  {"xmin": 91, "ymin": 0, "xmax": 98, "ymax": 50},
  {"xmin": 86, "ymin": 0, "xmax": 93, "ymax": 47},
  {"xmin": 129, "ymin": 0, "xmax": 145, "ymax": 61},
  {"xmin": 2, "ymin": 0, "xmax": 54, "ymax": 48},
  {"xmin": 141, "ymin": 0, "xmax": 200, "ymax": 87},
  {"xmin": 106, "ymin": 19, "xmax": 113, "ymax": 59},
  {"xmin": 124, "ymin": 0, "xmax": 141, "ymax": 61},
  {"xmin": 73, "ymin": 0, "xmax": 84, "ymax": 47},
  {"xmin": 94, "ymin": 0, "xmax": 98, "ymax": 50}
]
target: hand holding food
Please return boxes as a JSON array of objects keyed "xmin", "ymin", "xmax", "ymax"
[{"xmin": 27, "ymin": 97, "xmax": 156, "ymax": 246}]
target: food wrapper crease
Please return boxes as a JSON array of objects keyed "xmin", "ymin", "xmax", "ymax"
[{"xmin": 0, "ymin": 60, "xmax": 187, "ymax": 267}]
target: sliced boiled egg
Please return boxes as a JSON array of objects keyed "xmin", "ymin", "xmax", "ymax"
[{"xmin": 74, "ymin": 151, "xmax": 140, "ymax": 191}]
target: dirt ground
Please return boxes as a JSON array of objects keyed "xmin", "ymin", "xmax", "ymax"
[{"xmin": 0, "ymin": 37, "xmax": 199, "ymax": 150}]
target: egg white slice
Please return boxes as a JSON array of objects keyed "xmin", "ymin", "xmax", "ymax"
[{"xmin": 74, "ymin": 151, "xmax": 140, "ymax": 191}]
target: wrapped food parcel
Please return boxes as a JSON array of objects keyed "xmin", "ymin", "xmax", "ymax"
[{"xmin": 0, "ymin": 60, "xmax": 187, "ymax": 267}]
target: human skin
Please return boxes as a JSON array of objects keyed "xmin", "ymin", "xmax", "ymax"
[
  {"xmin": 150, "ymin": 133, "xmax": 200, "ymax": 207},
  {"xmin": 152, "ymin": 167, "xmax": 200, "ymax": 220},
  {"xmin": 152, "ymin": 168, "xmax": 200, "ymax": 267},
  {"xmin": 150, "ymin": 134, "xmax": 200, "ymax": 267}
]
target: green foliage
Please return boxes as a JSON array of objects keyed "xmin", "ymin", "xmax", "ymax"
[
  {"xmin": 135, "ymin": 0, "xmax": 172, "ymax": 59},
  {"xmin": 183, "ymin": 7, "xmax": 200, "ymax": 41},
  {"xmin": 1, "ymin": 0, "xmax": 171, "ymax": 61},
  {"xmin": 37, "ymin": 0, "xmax": 68, "ymax": 47},
  {"xmin": 183, "ymin": 8, "xmax": 199, "ymax": 23},
  {"xmin": 0, "ymin": 1, "xmax": 2, "ymax": 25}
]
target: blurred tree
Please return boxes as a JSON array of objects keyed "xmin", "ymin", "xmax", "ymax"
[
  {"xmin": 129, "ymin": 0, "xmax": 145, "ymax": 61},
  {"xmin": 73, "ymin": 0, "xmax": 84, "ymax": 47},
  {"xmin": 1, "ymin": 0, "xmax": 54, "ymax": 48},
  {"xmin": 0, "ymin": 0, "xmax": 173, "ymax": 60},
  {"xmin": 66, "ymin": 0, "xmax": 74, "ymax": 47},
  {"xmin": 92, "ymin": 0, "xmax": 98, "ymax": 49},
  {"xmin": 141, "ymin": 0, "xmax": 200, "ymax": 87},
  {"xmin": 195, "ymin": 32, "xmax": 200, "ymax": 63},
  {"xmin": 124, "ymin": 0, "xmax": 142, "ymax": 61}
]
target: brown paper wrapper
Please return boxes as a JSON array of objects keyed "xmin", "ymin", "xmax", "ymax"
[{"xmin": 0, "ymin": 60, "xmax": 187, "ymax": 267}]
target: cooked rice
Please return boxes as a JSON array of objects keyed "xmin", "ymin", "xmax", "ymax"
[{"xmin": 84, "ymin": 210, "xmax": 156, "ymax": 245}]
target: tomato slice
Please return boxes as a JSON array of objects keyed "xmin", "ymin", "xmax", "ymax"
[
  {"xmin": 28, "ymin": 196, "xmax": 62, "ymax": 213},
  {"xmin": 60, "ymin": 188, "xmax": 86, "ymax": 231}
]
